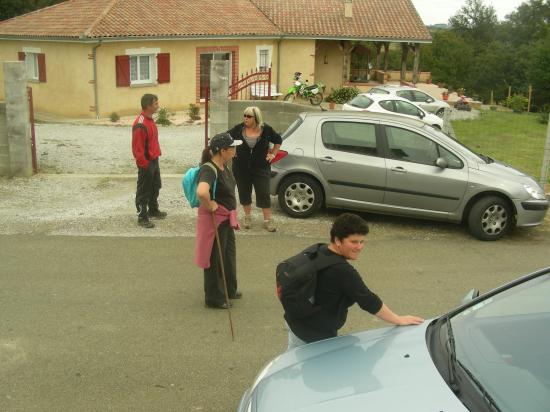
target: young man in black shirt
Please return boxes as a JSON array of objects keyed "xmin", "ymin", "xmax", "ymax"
[{"xmin": 286, "ymin": 213, "xmax": 423, "ymax": 349}]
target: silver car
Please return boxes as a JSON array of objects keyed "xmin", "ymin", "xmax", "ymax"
[
  {"xmin": 237, "ymin": 267, "xmax": 550, "ymax": 412},
  {"xmin": 270, "ymin": 112, "xmax": 548, "ymax": 240},
  {"xmin": 368, "ymin": 85, "xmax": 450, "ymax": 117}
]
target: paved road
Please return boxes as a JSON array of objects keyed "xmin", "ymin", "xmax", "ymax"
[{"xmin": 2, "ymin": 229, "xmax": 550, "ymax": 412}]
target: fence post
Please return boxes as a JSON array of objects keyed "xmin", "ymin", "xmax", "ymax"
[
  {"xmin": 527, "ymin": 85, "xmax": 532, "ymax": 113},
  {"xmin": 540, "ymin": 113, "xmax": 550, "ymax": 189},
  {"xmin": 204, "ymin": 87, "xmax": 209, "ymax": 148}
]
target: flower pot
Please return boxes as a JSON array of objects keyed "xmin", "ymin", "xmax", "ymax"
[{"xmin": 328, "ymin": 102, "xmax": 335, "ymax": 110}]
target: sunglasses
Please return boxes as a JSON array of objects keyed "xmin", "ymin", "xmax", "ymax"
[{"xmin": 243, "ymin": 114, "xmax": 254, "ymax": 119}]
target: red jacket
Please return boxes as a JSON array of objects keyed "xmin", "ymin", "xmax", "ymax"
[{"xmin": 132, "ymin": 112, "xmax": 161, "ymax": 169}]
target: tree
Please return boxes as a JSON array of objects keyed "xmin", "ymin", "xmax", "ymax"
[
  {"xmin": 430, "ymin": 30, "xmax": 473, "ymax": 89},
  {"xmin": 526, "ymin": 31, "xmax": 550, "ymax": 109},
  {"xmin": 0, "ymin": 0, "xmax": 65, "ymax": 21},
  {"xmin": 449, "ymin": 0, "xmax": 498, "ymax": 47}
]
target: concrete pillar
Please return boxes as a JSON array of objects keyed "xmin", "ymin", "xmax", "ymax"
[
  {"xmin": 209, "ymin": 60, "xmax": 230, "ymax": 138},
  {"xmin": 0, "ymin": 102, "xmax": 9, "ymax": 176},
  {"xmin": 3, "ymin": 61, "xmax": 33, "ymax": 177},
  {"xmin": 400, "ymin": 43, "xmax": 409, "ymax": 81},
  {"xmin": 412, "ymin": 43, "xmax": 421, "ymax": 84}
]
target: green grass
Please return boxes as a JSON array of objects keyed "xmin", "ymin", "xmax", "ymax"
[{"xmin": 451, "ymin": 111, "xmax": 549, "ymax": 183}]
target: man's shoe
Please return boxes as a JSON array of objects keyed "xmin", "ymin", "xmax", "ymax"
[
  {"xmin": 243, "ymin": 215, "xmax": 252, "ymax": 229},
  {"xmin": 263, "ymin": 219, "xmax": 277, "ymax": 232},
  {"xmin": 205, "ymin": 301, "xmax": 233, "ymax": 309},
  {"xmin": 229, "ymin": 291, "xmax": 242, "ymax": 299},
  {"xmin": 138, "ymin": 218, "xmax": 155, "ymax": 228},
  {"xmin": 149, "ymin": 210, "xmax": 167, "ymax": 219}
]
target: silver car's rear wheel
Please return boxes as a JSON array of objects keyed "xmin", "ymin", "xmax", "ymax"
[
  {"xmin": 278, "ymin": 175, "xmax": 323, "ymax": 218},
  {"xmin": 468, "ymin": 196, "xmax": 513, "ymax": 240}
]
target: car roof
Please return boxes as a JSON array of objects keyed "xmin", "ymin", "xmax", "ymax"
[
  {"xmin": 355, "ymin": 92, "xmax": 418, "ymax": 104},
  {"xmin": 300, "ymin": 110, "xmax": 427, "ymax": 128}
]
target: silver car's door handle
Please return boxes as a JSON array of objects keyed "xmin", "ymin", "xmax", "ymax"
[
  {"xmin": 321, "ymin": 156, "xmax": 336, "ymax": 163},
  {"xmin": 391, "ymin": 166, "xmax": 407, "ymax": 173}
]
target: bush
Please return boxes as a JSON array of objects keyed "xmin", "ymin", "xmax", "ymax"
[
  {"xmin": 155, "ymin": 107, "xmax": 172, "ymax": 126},
  {"xmin": 326, "ymin": 86, "xmax": 360, "ymax": 104},
  {"xmin": 109, "ymin": 112, "xmax": 120, "ymax": 122},
  {"xmin": 504, "ymin": 95, "xmax": 528, "ymax": 113},
  {"xmin": 188, "ymin": 104, "xmax": 201, "ymax": 121}
]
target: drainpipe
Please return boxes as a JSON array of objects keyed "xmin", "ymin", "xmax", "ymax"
[{"xmin": 92, "ymin": 41, "xmax": 102, "ymax": 119}]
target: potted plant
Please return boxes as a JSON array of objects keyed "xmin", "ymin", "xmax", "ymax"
[{"xmin": 325, "ymin": 95, "xmax": 335, "ymax": 110}]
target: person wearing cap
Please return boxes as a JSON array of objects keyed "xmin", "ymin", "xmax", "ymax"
[
  {"xmin": 227, "ymin": 106, "xmax": 282, "ymax": 232},
  {"xmin": 195, "ymin": 133, "xmax": 243, "ymax": 309},
  {"xmin": 132, "ymin": 93, "xmax": 167, "ymax": 229}
]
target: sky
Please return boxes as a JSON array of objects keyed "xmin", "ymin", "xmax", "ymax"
[{"xmin": 410, "ymin": 0, "xmax": 527, "ymax": 25}]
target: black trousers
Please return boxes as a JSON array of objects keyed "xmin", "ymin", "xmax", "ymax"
[
  {"xmin": 135, "ymin": 158, "xmax": 161, "ymax": 219},
  {"xmin": 235, "ymin": 171, "xmax": 271, "ymax": 208},
  {"xmin": 204, "ymin": 221, "xmax": 237, "ymax": 305}
]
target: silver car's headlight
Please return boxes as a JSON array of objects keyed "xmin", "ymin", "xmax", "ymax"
[{"xmin": 523, "ymin": 184, "xmax": 546, "ymax": 200}]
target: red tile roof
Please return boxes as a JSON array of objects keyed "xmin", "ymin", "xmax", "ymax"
[{"xmin": 0, "ymin": 0, "xmax": 430, "ymax": 42}]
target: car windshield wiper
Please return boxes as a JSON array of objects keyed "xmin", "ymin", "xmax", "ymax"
[
  {"xmin": 445, "ymin": 316, "xmax": 460, "ymax": 393},
  {"xmin": 445, "ymin": 316, "xmax": 502, "ymax": 412}
]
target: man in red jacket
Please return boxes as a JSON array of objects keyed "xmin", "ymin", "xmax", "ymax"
[{"xmin": 132, "ymin": 94, "xmax": 166, "ymax": 228}]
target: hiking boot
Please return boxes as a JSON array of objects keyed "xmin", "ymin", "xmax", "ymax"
[
  {"xmin": 263, "ymin": 219, "xmax": 277, "ymax": 232},
  {"xmin": 148, "ymin": 210, "xmax": 167, "ymax": 219},
  {"xmin": 243, "ymin": 215, "xmax": 252, "ymax": 229},
  {"xmin": 138, "ymin": 218, "xmax": 155, "ymax": 228}
]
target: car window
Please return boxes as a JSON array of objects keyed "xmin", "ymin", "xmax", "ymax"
[
  {"xmin": 321, "ymin": 121, "xmax": 378, "ymax": 156},
  {"xmin": 348, "ymin": 95, "xmax": 374, "ymax": 109},
  {"xmin": 411, "ymin": 90, "xmax": 430, "ymax": 102},
  {"xmin": 385, "ymin": 126, "xmax": 438, "ymax": 165},
  {"xmin": 368, "ymin": 88, "xmax": 389, "ymax": 95},
  {"xmin": 395, "ymin": 90, "xmax": 413, "ymax": 101},
  {"xmin": 438, "ymin": 145, "xmax": 463, "ymax": 169},
  {"xmin": 394, "ymin": 100, "xmax": 422, "ymax": 117},
  {"xmin": 378, "ymin": 100, "xmax": 395, "ymax": 112}
]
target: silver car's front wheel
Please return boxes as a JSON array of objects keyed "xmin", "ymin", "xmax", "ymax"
[
  {"xmin": 278, "ymin": 175, "xmax": 323, "ymax": 218},
  {"xmin": 468, "ymin": 196, "xmax": 513, "ymax": 240}
]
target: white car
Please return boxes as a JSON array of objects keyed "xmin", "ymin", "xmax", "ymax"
[
  {"xmin": 342, "ymin": 93, "xmax": 444, "ymax": 129},
  {"xmin": 368, "ymin": 84, "xmax": 451, "ymax": 117}
]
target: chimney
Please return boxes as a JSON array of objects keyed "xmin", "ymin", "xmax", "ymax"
[{"xmin": 344, "ymin": 0, "xmax": 353, "ymax": 18}]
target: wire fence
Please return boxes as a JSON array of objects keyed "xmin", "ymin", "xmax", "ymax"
[{"xmin": 443, "ymin": 108, "xmax": 550, "ymax": 190}]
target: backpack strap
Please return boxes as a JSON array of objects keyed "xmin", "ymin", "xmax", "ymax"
[
  {"xmin": 202, "ymin": 161, "xmax": 218, "ymax": 200},
  {"xmin": 308, "ymin": 243, "xmax": 345, "ymax": 271}
]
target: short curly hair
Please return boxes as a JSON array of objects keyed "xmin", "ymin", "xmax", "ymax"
[{"xmin": 330, "ymin": 213, "xmax": 369, "ymax": 242}]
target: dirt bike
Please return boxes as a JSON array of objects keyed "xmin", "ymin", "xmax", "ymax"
[{"xmin": 283, "ymin": 72, "xmax": 325, "ymax": 106}]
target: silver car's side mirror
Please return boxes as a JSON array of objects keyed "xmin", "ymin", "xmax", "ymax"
[
  {"xmin": 435, "ymin": 157, "xmax": 448, "ymax": 168},
  {"xmin": 461, "ymin": 288, "xmax": 480, "ymax": 304},
  {"xmin": 426, "ymin": 97, "xmax": 434, "ymax": 103}
]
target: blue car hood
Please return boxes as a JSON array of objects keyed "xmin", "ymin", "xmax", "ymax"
[{"xmin": 250, "ymin": 322, "xmax": 467, "ymax": 412}]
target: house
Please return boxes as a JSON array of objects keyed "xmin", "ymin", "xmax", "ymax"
[{"xmin": 0, "ymin": 0, "xmax": 431, "ymax": 118}]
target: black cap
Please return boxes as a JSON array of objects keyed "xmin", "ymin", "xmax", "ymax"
[{"xmin": 209, "ymin": 132, "xmax": 242, "ymax": 154}]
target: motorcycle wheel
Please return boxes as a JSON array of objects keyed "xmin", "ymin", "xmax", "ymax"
[
  {"xmin": 283, "ymin": 93, "xmax": 295, "ymax": 103},
  {"xmin": 309, "ymin": 93, "xmax": 323, "ymax": 106}
]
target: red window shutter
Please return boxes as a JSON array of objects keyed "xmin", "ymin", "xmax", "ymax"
[
  {"xmin": 115, "ymin": 55, "xmax": 130, "ymax": 87},
  {"xmin": 157, "ymin": 53, "xmax": 170, "ymax": 84},
  {"xmin": 18, "ymin": 52, "xmax": 26, "ymax": 61},
  {"xmin": 37, "ymin": 53, "xmax": 47, "ymax": 82}
]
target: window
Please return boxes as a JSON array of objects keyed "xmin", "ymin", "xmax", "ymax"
[
  {"xmin": 385, "ymin": 126, "xmax": 438, "ymax": 165},
  {"xmin": 396, "ymin": 90, "xmax": 414, "ymax": 101},
  {"xmin": 18, "ymin": 49, "xmax": 46, "ymax": 82},
  {"xmin": 321, "ymin": 121, "xmax": 378, "ymax": 156},
  {"xmin": 130, "ymin": 55, "xmax": 153, "ymax": 84},
  {"xmin": 256, "ymin": 45, "xmax": 273, "ymax": 71},
  {"xmin": 394, "ymin": 100, "xmax": 422, "ymax": 117},
  {"xmin": 411, "ymin": 90, "xmax": 432, "ymax": 103},
  {"xmin": 115, "ymin": 48, "xmax": 170, "ymax": 87},
  {"xmin": 379, "ymin": 100, "xmax": 395, "ymax": 112},
  {"xmin": 438, "ymin": 145, "xmax": 463, "ymax": 169},
  {"xmin": 348, "ymin": 95, "xmax": 373, "ymax": 109}
]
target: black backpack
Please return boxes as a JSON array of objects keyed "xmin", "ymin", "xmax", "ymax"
[{"xmin": 276, "ymin": 243, "xmax": 343, "ymax": 319}]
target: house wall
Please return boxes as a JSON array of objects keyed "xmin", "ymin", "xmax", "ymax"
[
  {"xmin": 0, "ymin": 37, "xmax": 323, "ymax": 118},
  {"xmin": 0, "ymin": 41, "xmax": 94, "ymax": 118},
  {"xmin": 314, "ymin": 40, "xmax": 344, "ymax": 95}
]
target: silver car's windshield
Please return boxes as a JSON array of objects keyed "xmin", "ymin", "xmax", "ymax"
[{"xmin": 450, "ymin": 273, "xmax": 550, "ymax": 412}]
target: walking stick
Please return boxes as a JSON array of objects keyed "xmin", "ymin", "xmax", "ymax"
[{"xmin": 211, "ymin": 211, "xmax": 235, "ymax": 341}]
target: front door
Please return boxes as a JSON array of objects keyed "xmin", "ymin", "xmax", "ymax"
[
  {"xmin": 199, "ymin": 52, "xmax": 231, "ymax": 100},
  {"xmin": 382, "ymin": 125, "xmax": 468, "ymax": 217}
]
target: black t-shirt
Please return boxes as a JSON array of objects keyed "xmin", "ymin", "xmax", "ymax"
[
  {"xmin": 197, "ymin": 161, "xmax": 236, "ymax": 211},
  {"xmin": 285, "ymin": 245, "xmax": 383, "ymax": 343}
]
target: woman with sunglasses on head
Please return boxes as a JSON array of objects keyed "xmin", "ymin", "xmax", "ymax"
[{"xmin": 227, "ymin": 106, "xmax": 282, "ymax": 232}]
